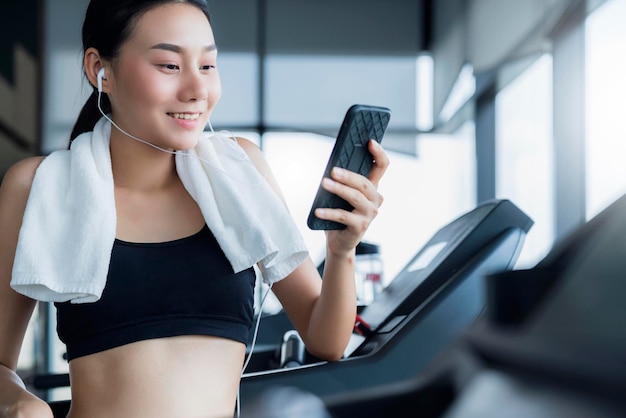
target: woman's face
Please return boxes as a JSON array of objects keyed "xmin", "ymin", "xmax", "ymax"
[{"xmin": 106, "ymin": 2, "xmax": 221, "ymax": 151}]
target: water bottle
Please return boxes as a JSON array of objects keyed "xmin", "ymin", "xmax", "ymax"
[{"xmin": 354, "ymin": 242, "xmax": 384, "ymax": 306}]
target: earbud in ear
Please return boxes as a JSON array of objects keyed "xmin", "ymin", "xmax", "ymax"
[{"xmin": 97, "ymin": 68, "xmax": 106, "ymax": 93}]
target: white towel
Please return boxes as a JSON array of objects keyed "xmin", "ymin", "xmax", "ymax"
[{"xmin": 11, "ymin": 117, "xmax": 308, "ymax": 303}]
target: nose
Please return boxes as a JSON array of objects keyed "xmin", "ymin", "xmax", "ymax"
[{"xmin": 179, "ymin": 68, "xmax": 209, "ymax": 102}]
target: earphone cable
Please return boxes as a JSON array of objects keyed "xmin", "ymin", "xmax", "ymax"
[{"xmin": 97, "ymin": 90, "xmax": 263, "ymax": 185}]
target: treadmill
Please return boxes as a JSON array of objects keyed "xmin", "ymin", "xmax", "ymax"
[
  {"xmin": 238, "ymin": 198, "xmax": 533, "ymax": 414},
  {"xmin": 324, "ymin": 192, "xmax": 626, "ymax": 418}
]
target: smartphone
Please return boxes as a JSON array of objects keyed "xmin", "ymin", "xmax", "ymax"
[{"xmin": 307, "ymin": 104, "xmax": 391, "ymax": 230}]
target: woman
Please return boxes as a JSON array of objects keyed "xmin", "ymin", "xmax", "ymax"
[{"xmin": 0, "ymin": 0, "xmax": 388, "ymax": 417}]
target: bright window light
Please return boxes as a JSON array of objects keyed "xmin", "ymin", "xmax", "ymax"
[
  {"xmin": 416, "ymin": 53, "xmax": 434, "ymax": 131},
  {"xmin": 585, "ymin": 0, "xmax": 626, "ymax": 219},
  {"xmin": 439, "ymin": 63, "xmax": 476, "ymax": 124}
]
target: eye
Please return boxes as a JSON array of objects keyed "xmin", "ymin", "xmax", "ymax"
[
  {"xmin": 201, "ymin": 65, "xmax": 216, "ymax": 71},
  {"xmin": 158, "ymin": 64, "xmax": 179, "ymax": 72}
]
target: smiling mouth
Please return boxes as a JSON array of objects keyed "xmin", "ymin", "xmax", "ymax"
[{"xmin": 168, "ymin": 113, "xmax": 200, "ymax": 120}]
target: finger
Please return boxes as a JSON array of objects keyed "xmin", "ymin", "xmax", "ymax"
[
  {"xmin": 314, "ymin": 206, "xmax": 372, "ymax": 232},
  {"xmin": 329, "ymin": 167, "xmax": 381, "ymax": 206},
  {"xmin": 367, "ymin": 140, "xmax": 389, "ymax": 186},
  {"xmin": 322, "ymin": 174, "xmax": 382, "ymax": 216}
]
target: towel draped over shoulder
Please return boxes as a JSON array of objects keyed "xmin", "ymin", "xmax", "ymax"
[{"xmin": 10, "ymin": 117, "xmax": 308, "ymax": 303}]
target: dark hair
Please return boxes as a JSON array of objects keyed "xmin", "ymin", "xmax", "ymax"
[{"xmin": 69, "ymin": 0, "xmax": 212, "ymax": 146}]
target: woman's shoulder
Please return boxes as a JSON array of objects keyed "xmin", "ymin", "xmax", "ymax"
[
  {"xmin": 231, "ymin": 136, "xmax": 286, "ymax": 199},
  {"xmin": 232, "ymin": 136, "xmax": 260, "ymax": 153},
  {"xmin": 2, "ymin": 156, "xmax": 45, "ymax": 185},
  {"xmin": 1, "ymin": 156, "xmax": 46, "ymax": 200},
  {"xmin": 232, "ymin": 136, "xmax": 271, "ymax": 172}
]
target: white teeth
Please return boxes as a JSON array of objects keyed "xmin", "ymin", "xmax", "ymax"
[{"xmin": 170, "ymin": 113, "xmax": 199, "ymax": 120}]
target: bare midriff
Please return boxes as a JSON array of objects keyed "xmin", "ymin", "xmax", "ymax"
[{"xmin": 65, "ymin": 335, "xmax": 246, "ymax": 418}]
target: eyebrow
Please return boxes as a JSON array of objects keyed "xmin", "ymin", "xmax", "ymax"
[{"xmin": 149, "ymin": 43, "xmax": 218, "ymax": 53}]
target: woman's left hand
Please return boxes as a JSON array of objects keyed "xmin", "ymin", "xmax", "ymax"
[{"xmin": 315, "ymin": 139, "xmax": 390, "ymax": 256}]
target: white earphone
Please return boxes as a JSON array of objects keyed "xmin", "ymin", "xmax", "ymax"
[{"xmin": 97, "ymin": 67, "xmax": 106, "ymax": 93}]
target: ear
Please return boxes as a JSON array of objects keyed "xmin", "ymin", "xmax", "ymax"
[{"xmin": 84, "ymin": 47, "xmax": 110, "ymax": 93}]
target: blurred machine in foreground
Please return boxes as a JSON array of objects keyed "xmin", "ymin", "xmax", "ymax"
[{"xmin": 323, "ymin": 192, "xmax": 626, "ymax": 418}]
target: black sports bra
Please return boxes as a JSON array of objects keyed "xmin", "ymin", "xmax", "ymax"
[{"xmin": 55, "ymin": 225, "xmax": 256, "ymax": 361}]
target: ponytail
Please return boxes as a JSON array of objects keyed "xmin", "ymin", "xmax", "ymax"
[{"xmin": 68, "ymin": 89, "xmax": 111, "ymax": 147}]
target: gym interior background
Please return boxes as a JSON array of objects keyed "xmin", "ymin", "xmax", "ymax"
[{"xmin": 1, "ymin": 0, "xmax": 625, "ymax": 409}]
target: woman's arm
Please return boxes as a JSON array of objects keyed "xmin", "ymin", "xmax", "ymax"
[
  {"xmin": 239, "ymin": 138, "xmax": 389, "ymax": 361},
  {"xmin": 0, "ymin": 157, "xmax": 53, "ymax": 418}
]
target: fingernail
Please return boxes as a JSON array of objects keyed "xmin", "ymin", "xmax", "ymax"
[{"xmin": 332, "ymin": 167, "xmax": 344, "ymax": 177}]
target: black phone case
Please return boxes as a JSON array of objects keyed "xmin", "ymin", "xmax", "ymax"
[{"xmin": 307, "ymin": 104, "xmax": 391, "ymax": 230}]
